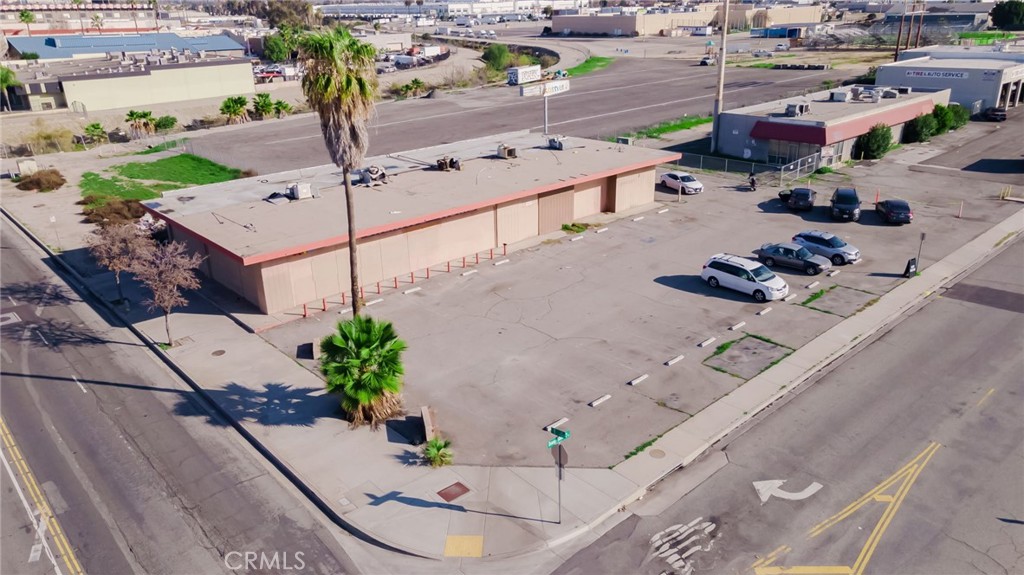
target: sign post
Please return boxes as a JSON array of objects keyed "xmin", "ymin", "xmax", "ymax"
[
  {"xmin": 547, "ymin": 427, "xmax": 570, "ymax": 524},
  {"xmin": 917, "ymin": 231, "xmax": 926, "ymax": 269},
  {"xmin": 520, "ymin": 80, "xmax": 571, "ymax": 135}
]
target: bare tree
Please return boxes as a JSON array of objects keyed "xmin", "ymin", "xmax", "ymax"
[
  {"xmin": 134, "ymin": 241, "xmax": 205, "ymax": 346},
  {"xmin": 86, "ymin": 223, "xmax": 156, "ymax": 305}
]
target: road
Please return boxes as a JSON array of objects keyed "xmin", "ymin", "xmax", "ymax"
[
  {"xmin": 553, "ymin": 239, "xmax": 1024, "ymax": 575},
  {"xmin": 185, "ymin": 58, "xmax": 838, "ymax": 173},
  {"xmin": 0, "ymin": 224, "xmax": 361, "ymax": 575}
]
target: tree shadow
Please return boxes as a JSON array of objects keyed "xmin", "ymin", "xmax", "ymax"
[
  {"xmin": 365, "ymin": 491, "xmax": 554, "ymax": 523},
  {"xmin": 0, "ymin": 316, "xmax": 146, "ymax": 349},
  {"xmin": 393, "ymin": 449, "xmax": 423, "ymax": 466},
  {"xmin": 173, "ymin": 382, "xmax": 338, "ymax": 428},
  {"xmin": 1, "ymin": 280, "xmax": 80, "ymax": 308},
  {"xmin": 963, "ymin": 158, "xmax": 1024, "ymax": 174}
]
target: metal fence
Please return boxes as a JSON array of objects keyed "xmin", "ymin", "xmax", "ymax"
[{"xmin": 673, "ymin": 150, "xmax": 828, "ymax": 187}]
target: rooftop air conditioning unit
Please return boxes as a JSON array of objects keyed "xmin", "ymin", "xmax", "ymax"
[
  {"xmin": 548, "ymin": 136, "xmax": 565, "ymax": 150},
  {"xmin": 286, "ymin": 182, "xmax": 314, "ymax": 200},
  {"xmin": 897, "ymin": 86, "xmax": 912, "ymax": 95},
  {"xmin": 829, "ymin": 91, "xmax": 851, "ymax": 102},
  {"xmin": 496, "ymin": 144, "xmax": 517, "ymax": 159},
  {"xmin": 850, "ymin": 86, "xmax": 862, "ymax": 99},
  {"xmin": 616, "ymin": 136, "xmax": 633, "ymax": 145},
  {"xmin": 882, "ymin": 89, "xmax": 899, "ymax": 99}
]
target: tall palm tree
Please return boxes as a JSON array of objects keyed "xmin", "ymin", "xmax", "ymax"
[
  {"xmin": 129, "ymin": 0, "xmax": 140, "ymax": 33},
  {"xmin": 18, "ymin": 10, "xmax": 35, "ymax": 37},
  {"xmin": 72, "ymin": 0, "xmax": 86, "ymax": 34},
  {"xmin": 91, "ymin": 13, "xmax": 104, "ymax": 33},
  {"xmin": 298, "ymin": 28, "xmax": 378, "ymax": 317},
  {"xmin": 1, "ymin": 66, "xmax": 22, "ymax": 112},
  {"xmin": 320, "ymin": 316, "xmax": 407, "ymax": 429}
]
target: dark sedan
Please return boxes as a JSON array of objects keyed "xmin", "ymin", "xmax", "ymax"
[
  {"xmin": 778, "ymin": 187, "xmax": 816, "ymax": 211},
  {"xmin": 830, "ymin": 188, "xmax": 862, "ymax": 221},
  {"xmin": 876, "ymin": 199, "xmax": 914, "ymax": 224},
  {"xmin": 753, "ymin": 242, "xmax": 833, "ymax": 275}
]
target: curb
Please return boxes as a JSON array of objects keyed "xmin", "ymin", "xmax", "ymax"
[{"xmin": 0, "ymin": 206, "xmax": 435, "ymax": 561}]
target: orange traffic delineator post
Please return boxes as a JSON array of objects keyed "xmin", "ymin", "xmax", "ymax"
[
  {"xmin": 957, "ymin": 201, "xmax": 964, "ymax": 219},
  {"xmin": 322, "ymin": 298, "xmax": 327, "ymax": 311},
  {"xmin": 875, "ymin": 190, "xmax": 880, "ymax": 204},
  {"xmin": 377, "ymin": 282, "xmax": 381, "ymax": 294}
]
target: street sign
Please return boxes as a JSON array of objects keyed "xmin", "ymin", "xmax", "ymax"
[
  {"xmin": 519, "ymin": 79, "xmax": 571, "ymax": 98},
  {"xmin": 547, "ymin": 435, "xmax": 566, "ymax": 448},
  {"xmin": 550, "ymin": 427, "xmax": 570, "ymax": 439}
]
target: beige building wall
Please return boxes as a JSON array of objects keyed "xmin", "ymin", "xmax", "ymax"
[
  {"xmin": 538, "ymin": 188, "xmax": 575, "ymax": 234},
  {"xmin": 60, "ymin": 61, "xmax": 254, "ymax": 112},
  {"xmin": 27, "ymin": 92, "xmax": 67, "ymax": 111},
  {"xmin": 573, "ymin": 181, "xmax": 603, "ymax": 219},
  {"xmin": 496, "ymin": 196, "xmax": 540, "ymax": 246},
  {"xmin": 613, "ymin": 168, "xmax": 655, "ymax": 212},
  {"xmin": 554, "ymin": 4, "xmax": 822, "ymax": 36},
  {"xmin": 551, "ymin": 14, "xmax": 638, "ymax": 35}
]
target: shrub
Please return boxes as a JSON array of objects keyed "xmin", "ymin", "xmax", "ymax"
[
  {"xmin": 84, "ymin": 122, "xmax": 108, "ymax": 143},
  {"xmin": 949, "ymin": 104, "xmax": 971, "ymax": 129},
  {"xmin": 153, "ymin": 115, "xmax": 177, "ymax": 131},
  {"xmin": 80, "ymin": 197, "xmax": 146, "ymax": 226},
  {"xmin": 854, "ymin": 123, "xmax": 892, "ymax": 159},
  {"xmin": 481, "ymin": 43, "xmax": 511, "ymax": 71},
  {"xmin": 813, "ymin": 166, "xmax": 834, "ymax": 175},
  {"xmin": 422, "ymin": 437, "xmax": 453, "ymax": 467},
  {"xmin": 539, "ymin": 54, "xmax": 558, "ymax": 68},
  {"xmin": 25, "ymin": 119, "xmax": 74, "ymax": 153},
  {"xmin": 904, "ymin": 114, "xmax": 937, "ymax": 143},
  {"xmin": 930, "ymin": 104, "xmax": 953, "ymax": 135},
  {"xmin": 20, "ymin": 51, "xmax": 40, "ymax": 60},
  {"xmin": 16, "ymin": 169, "xmax": 67, "ymax": 192}
]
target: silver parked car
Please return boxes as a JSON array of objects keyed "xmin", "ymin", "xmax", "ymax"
[
  {"xmin": 660, "ymin": 171, "xmax": 704, "ymax": 194},
  {"xmin": 753, "ymin": 242, "xmax": 832, "ymax": 275},
  {"xmin": 791, "ymin": 230, "xmax": 861, "ymax": 265}
]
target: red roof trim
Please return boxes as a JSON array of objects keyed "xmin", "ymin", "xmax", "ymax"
[{"xmin": 750, "ymin": 122, "xmax": 827, "ymax": 145}]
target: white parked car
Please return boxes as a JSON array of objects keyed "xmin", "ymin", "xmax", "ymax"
[
  {"xmin": 775, "ymin": 43, "xmax": 790, "ymax": 51},
  {"xmin": 660, "ymin": 171, "xmax": 704, "ymax": 194},
  {"xmin": 701, "ymin": 254, "xmax": 789, "ymax": 303},
  {"xmin": 753, "ymin": 49, "xmax": 774, "ymax": 58}
]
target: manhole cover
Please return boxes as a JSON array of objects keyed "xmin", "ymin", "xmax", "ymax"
[
  {"xmin": 437, "ymin": 482, "xmax": 470, "ymax": 502},
  {"xmin": 211, "ymin": 350, "xmax": 225, "ymax": 357},
  {"xmin": 649, "ymin": 449, "xmax": 666, "ymax": 459}
]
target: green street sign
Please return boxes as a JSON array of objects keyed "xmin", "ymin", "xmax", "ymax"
[
  {"xmin": 547, "ymin": 436, "xmax": 566, "ymax": 448},
  {"xmin": 550, "ymin": 427, "xmax": 570, "ymax": 439}
]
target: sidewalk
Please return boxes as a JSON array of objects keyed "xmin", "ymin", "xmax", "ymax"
[{"xmin": 4, "ymin": 190, "xmax": 1021, "ymax": 562}]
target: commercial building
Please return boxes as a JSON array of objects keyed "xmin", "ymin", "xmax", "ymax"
[
  {"xmin": 551, "ymin": 4, "xmax": 822, "ymax": 37},
  {"xmin": 5, "ymin": 32, "xmax": 245, "ymax": 61},
  {"xmin": 716, "ymin": 86, "xmax": 950, "ymax": 166},
  {"xmin": 3, "ymin": 49, "xmax": 253, "ymax": 112},
  {"xmin": 877, "ymin": 57, "xmax": 1024, "ymax": 112},
  {"xmin": 141, "ymin": 133, "xmax": 679, "ymax": 314}
]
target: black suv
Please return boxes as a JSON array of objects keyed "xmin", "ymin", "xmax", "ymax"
[{"xmin": 830, "ymin": 188, "xmax": 862, "ymax": 222}]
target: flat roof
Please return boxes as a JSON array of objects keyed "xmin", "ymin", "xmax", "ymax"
[
  {"xmin": 724, "ymin": 85, "xmax": 941, "ymax": 125},
  {"xmin": 7, "ymin": 53, "xmax": 249, "ymax": 84},
  {"xmin": 143, "ymin": 132, "xmax": 679, "ymax": 265},
  {"xmin": 883, "ymin": 57, "xmax": 1024, "ymax": 71},
  {"xmin": 7, "ymin": 33, "xmax": 244, "ymax": 60}
]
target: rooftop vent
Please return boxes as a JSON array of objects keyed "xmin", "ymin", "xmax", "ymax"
[
  {"xmin": 496, "ymin": 144, "xmax": 517, "ymax": 159},
  {"xmin": 786, "ymin": 102, "xmax": 812, "ymax": 116},
  {"xmin": 287, "ymin": 182, "xmax": 314, "ymax": 200},
  {"xmin": 435, "ymin": 156, "xmax": 461, "ymax": 171},
  {"xmin": 361, "ymin": 165, "xmax": 389, "ymax": 184},
  {"xmin": 829, "ymin": 91, "xmax": 851, "ymax": 103},
  {"xmin": 548, "ymin": 136, "xmax": 566, "ymax": 150},
  {"xmin": 615, "ymin": 136, "xmax": 633, "ymax": 145}
]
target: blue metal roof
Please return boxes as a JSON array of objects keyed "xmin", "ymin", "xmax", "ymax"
[{"xmin": 8, "ymin": 33, "xmax": 244, "ymax": 59}]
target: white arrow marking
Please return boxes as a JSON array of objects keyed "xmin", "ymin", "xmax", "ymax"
[{"xmin": 754, "ymin": 479, "xmax": 823, "ymax": 503}]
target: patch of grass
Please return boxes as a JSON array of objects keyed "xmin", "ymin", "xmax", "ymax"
[
  {"xmin": 624, "ymin": 434, "xmax": 662, "ymax": 460},
  {"xmin": 623, "ymin": 115, "xmax": 714, "ymax": 140},
  {"xmin": 712, "ymin": 338, "xmax": 739, "ymax": 357},
  {"xmin": 959, "ymin": 31, "xmax": 1015, "ymax": 45},
  {"xmin": 566, "ymin": 56, "xmax": 614, "ymax": 76},
  {"xmin": 735, "ymin": 62, "xmax": 775, "ymax": 69},
  {"xmin": 79, "ymin": 172, "xmax": 168, "ymax": 205},
  {"xmin": 994, "ymin": 231, "xmax": 1017, "ymax": 248},
  {"xmin": 802, "ymin": 289, "xmax": 826, "ymax": 305},
  {"xmin": 760, "ymin": 351, "xmax": 794, "ymax": 374},
  {"xmin": 114, "ymin": 153, "xmax": 241, "ymax": 185},
  {"xmin": 135, "ymin": 139, "xmax": 188, "ymax": 155},
  {"xmin": 157, "ymin": 342, "xmax": 172, "ymax": 350},
  {"xmin": 856, "ymin": 297, "xmax": 880, "ymax": 314},
  {"xmin": 745, "ymin": 333, "xmax": 792, "ymax": 350},
  {"xmin": 814, "ymin": 166, "xmax": 834, "ymax": 175},
  {"xmin": 561, "ymin": 222, "xmax": 590, "ymax": 234},
  {"xmin": 804, "ymin": 304, "xmax": 841, "ymax": 317}
]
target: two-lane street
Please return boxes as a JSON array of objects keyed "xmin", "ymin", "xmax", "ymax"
[
  {"xmin": 0, "ymin": 223, "xmax": 361, "ymax": 575},
  {"xmin": 555, "ymin": 240, "xmax": 1024, "ymax": 575}
]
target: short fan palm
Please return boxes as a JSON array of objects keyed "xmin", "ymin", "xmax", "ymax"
[{"xmin": 320, "ymin": 316, "xmax": 407, "ymax": 429}]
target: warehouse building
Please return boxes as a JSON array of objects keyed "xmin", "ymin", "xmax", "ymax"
[
  {"xmin": 716, "ymin": 85, "xmax": 950, "ymax": 166},
  {"xmin": 5, "ymin": 32, "xmax": 246, "ymax": 61},
  {"xmin": 142, "ymin": 133, "xmax": 680, "ymax": 314},
  {"xmin": 877, "ymin": 57, "xmax": 1024, "ymax": 112},
  {"xmin": 551, "ymin": 4, "xmax": 822, "ymax": 36}
]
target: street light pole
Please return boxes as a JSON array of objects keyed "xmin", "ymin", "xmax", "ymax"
[{"xmin": 710, "ymin": 0, "xmax": 731, "ymax": 154}]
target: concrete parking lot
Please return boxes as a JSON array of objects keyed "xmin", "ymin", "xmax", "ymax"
[{"xmin": 259, "ymin": 118, "xmax": 1021, "ymax": 470}]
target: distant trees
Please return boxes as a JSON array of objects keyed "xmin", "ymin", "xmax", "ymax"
[
  {"xmin": 136, "ymin": 241, "xmax": 205, "ymax": 346},
  {"xmin": 91, "ymin": 13, "xmax": 104, "ymax": 32},
  {"xmin": 902, "ymin": 103, "xmax": 971, "ymax": 144},
  {"xmin": 1, "ymin": 66, "xmax": 21, "ymax": 112},
  {"xmin": 991, "ymin": 0, "xmax": 1024, "ymax": 30},
  {"xmin": 18, "ymin": 10, "xmax": 34, "ymax": 36},
  {"xmin": 855, "ymin": 123, "xmax": 892, "ymax": 159},
  {"xmin": 125, "ymin": 110, "xmax": 155, "ymax": 138},
  {"xmin": 482, "ymin": 43, "xmax": 511, "ymax": 70},
  {"xmin": 263, "ymin": 33, "xmax": 290, "ymax": 62}
]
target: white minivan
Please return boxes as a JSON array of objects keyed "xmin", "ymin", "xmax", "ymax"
[{"xmin": 700, "ymin": 254, "xmax": 789, "ymax": 302}]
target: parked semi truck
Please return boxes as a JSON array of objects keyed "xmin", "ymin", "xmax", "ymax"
[{"xmin": 507, "ymin": 64, "xmax": 542, "ymax": 86}]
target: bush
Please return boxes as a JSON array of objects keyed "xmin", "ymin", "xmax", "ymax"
[
  {"xmin": 422, "ymin": 437, "xmax": 453, "ymax": 467},
  {"xmin": 949, "ymin": 104, "xmax": 971, "ymax": 129},
  {"xmin": 15, "ymin": 169, "xmax": 66, "ymax": 192},
  {"xmin": 904, "ymin": 114, "xmax": 937, "ymax": 143},
  {"xmin": 153, "ymin": 115, "xmax": 177, "ymax": 131},
  {"xmin": 539, "ymin": 54, "xmax": 558, "ymax": 68},
  {"xmin": 481, "ymin": 43, "xmax": 511, "ymax": 71},
  {"xmin": 854, "ymin": 123, "xmax": 892, "ymax": 159},
  {"xmin": 20, "ymin": 51, "xmax": 40, "ymax": 60},
  {"xmin": 80, "ymin": 197, "xmax": 147, "ymax": 226},
  {"xmin": 931, "ymin": 104, "xmax": 953, "ymax": 135}
]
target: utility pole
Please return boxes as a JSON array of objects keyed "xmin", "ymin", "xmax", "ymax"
[
  {"xmin": 914, "ymin": 0, "xmax": 925, "ymax": 48},
  {"xmin": 710, "ymin": 0, "xmax": 731, "ymax": 154},
  {"xmin": 894, "ymin": 0, "xmax": 907, "ymax": 61}
]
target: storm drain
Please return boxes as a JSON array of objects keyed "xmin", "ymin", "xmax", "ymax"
[{"xmin": 437, "ymin": 482, "xmax": 470, "ymax": 502}]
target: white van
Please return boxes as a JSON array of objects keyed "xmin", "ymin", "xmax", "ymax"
[{"xmin": 700, "ymin": 254, "xmax": 789, "ymax": 302}]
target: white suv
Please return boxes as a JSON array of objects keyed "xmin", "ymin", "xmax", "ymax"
[{"xmin": 701, "ymin": 254, "xmax": 789, "ymax": 302}]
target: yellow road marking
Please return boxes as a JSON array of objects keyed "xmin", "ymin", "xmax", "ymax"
[
  {"xmin": 752, "ymin": 545, "xmax": 790, "ymax": 569},
  {"xmin": 444, "ymin": 535, "xmax": 484, "ymax": 558},
  {"xmin": 0, "ymin": 417, "xmax": 85, "ymax": 575},
  {"xmin": 975, "ymin": 388, "xmax": 995, "ymax": 409},
  {"xmin": 754, "ymin": 442, "xmax": 941, "ymax": 575}
]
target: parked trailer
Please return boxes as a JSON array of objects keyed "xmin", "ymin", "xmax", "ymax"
[
  {"xmin": 435, "ymin": 26, "xmax": 453, "ymax": 35},
  {"xmin": 507, "ymin": 64, "xmax": 542, "ymax": 86}
]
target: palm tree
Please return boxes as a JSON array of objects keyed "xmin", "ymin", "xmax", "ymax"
[
  {"xmin": 273, "ymin": 99, "xmax": 292, "ymax": 119},
  {"xmin": 124, "ymin": 109, "xmax": 155, "ymax": 138},
  {"xmin": 219, "ymin": 95, "xmax": 249, "ymax": 124},
  {"xmin": 408, "ymin": 78, "xmax": 426, "ymax": 96},
  {"xmin": 298, "ymin": 28, "xmax": 378, "ymax": 317},
  {"xmin": 91, "ymin": 13, "xmax": 104, "ymax": 33},
  {"xmin": 18, "ymin": 10, "xmax": 35, "ymax": 37},
  {"xmin": 416, "ymin": 0, "xmax": 424, "ymax": 17},
  {"xmin": 129, "ymin": 0, "xmax": 140, "ymax": 33},
  {"xmin": 404, "ymin": 0, "xmax": 413, "ymax": 16},
  {"xmin": 1, "ymin": 66, "xmax": 21, "ymax": 112},
  {"xmin": 319, "ymin": 316, "xmax": 407, "ymax": 429},
  {"xmin": 72, "ymin": 0, "xmax": 86, "ymax": 34},
  {"xmin": 251, "ymin": 93, "xmax": 274, "ymax": 119}
]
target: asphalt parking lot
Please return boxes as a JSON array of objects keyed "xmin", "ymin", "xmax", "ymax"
[{"xmin": 261, "ymin": 120, "xmax": 1020, "ymax": 470}]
